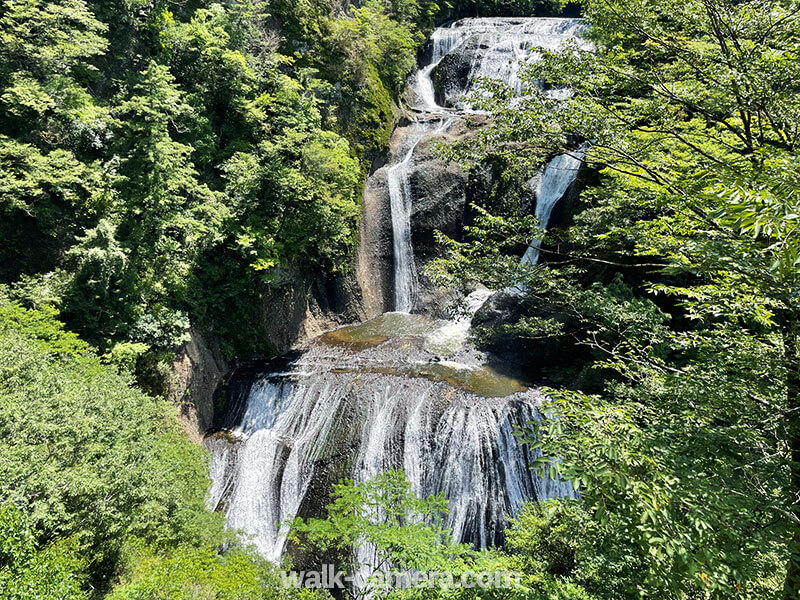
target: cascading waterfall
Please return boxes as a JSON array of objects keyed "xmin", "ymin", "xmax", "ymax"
[
  {"xmin": 207, "ymin": 16, "xmax": 587, "ymax": 574},
  {"xmin": 207, "ymin": 371, "xmax": 353, "ymax": 562},
  {"xmin": 389, "ymin": 118, "xmax": 453, "ymax": 312},
  {"xmin": 412, "ymin": 18, "xmax": 588, "ymax": 111},
  {"xmin": 392, "ymin": 17, "xmax": 585, "ymax": 312},
  {"xmin": 412, "ymin": 23, "xmax": 470, "ymax": 112},
  {"xmin": 207, "ymin": 321, "xmax": 575, "ymax": 563},
  {"xmin": 521, "ymin": 147, "xmax": 586, "ymax": 266}
]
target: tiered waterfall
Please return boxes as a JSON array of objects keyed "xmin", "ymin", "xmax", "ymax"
[{"xmin": 205, "ymin": 16, "xmax": 586, "ymax": 568}]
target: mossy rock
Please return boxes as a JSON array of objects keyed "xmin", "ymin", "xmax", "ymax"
[{"xmin": 340, "ymin": 66, "xmax": 397, "ymax": 163}]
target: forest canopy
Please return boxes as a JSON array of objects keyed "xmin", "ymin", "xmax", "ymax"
[{"xmin": 0, "ymin": 0, "xmax": 441, "ymax": 371}]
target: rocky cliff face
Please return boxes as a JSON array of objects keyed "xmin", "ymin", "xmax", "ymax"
[
  {"xmin": 170, "ymin": 328, "xmax": 228, "ymax": 443},
  {"xmin": 407, "ymin": 124, "xmax": 470, "ymax": 261},
  {"xmin": 355, "ymin": 164, "xmax": 395, "ymax": 318},
  {"xmin": 174, "ymin": 131, "xmax": 563, "ymax": 439},
  {"xmin": 172, "ymin": 271, "xmax": 368, "ymax": 440},
  {"xmin": 176, "ymin": 16, "xmax": 591, "ymax": 438},
  {"xmin": 205, "ymin": 314, "xmax": 575, "ymax": 561},
  {"xmin": 259, "ymin": 272, "xmax": 368, "ymax": 355},
  {"xmin": 355, "ymin": 116, "xmax": 491, "ymax": 316}
]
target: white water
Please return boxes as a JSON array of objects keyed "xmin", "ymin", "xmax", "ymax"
[
  {"xmin": 411, "ymin": 17, "xmax": 588, "ymax": 111},
  {"xmin": 207, "ymin": 16, "xmax": 587, "ymax": 572},
  {"xmin": 391, "ymin": 17, "xmax": 584, "ymax": 312},
  {"xmin": 389, "ymin": 118, "xmax": 453, "ymax": 312},
  {"xmin": 423, "ymin": 287, "xmax": 493, "ymax": 353},
  {"xmin": 207, "ymin": 375, "xmax": 351, "ymax": 562},
  {"xmin": 207, "ymin": 342, "xmax": 575, "ymax": 562},
  {"xmin": 521, "ymin": 147, "xmax": 586, "ymax": 265}
]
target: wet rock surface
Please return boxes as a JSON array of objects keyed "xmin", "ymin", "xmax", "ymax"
[
  {"xmin": 472, "ymin": 288, "xmax": 589, "ymax": 383},
  {"xmin": 433, "ymin": 39, "xmax": 476, "ymax": 107},
  {"xmin": 205, "ymin": 311, "xmax": 573, "ymax": 561}
]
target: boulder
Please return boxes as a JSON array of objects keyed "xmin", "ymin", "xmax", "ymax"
[
  {"xmin": 471, "ymin": 289, "xmax": 588, "ymax": 382},
  {"xmin": 408, "ymin": 134, "xmax": 469, "ymax": 262},
  {"xmin": 433, "ymin": 37, "xmax": 479, "ymax": 108}
]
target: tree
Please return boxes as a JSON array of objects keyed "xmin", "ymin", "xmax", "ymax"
[
  {"xmin": 107, "ymin": 542, "xmax": 300, "ymax": 600},
  {"xmin": 0, "ymin": 303, "xmax": 224, "ymax": 589},
  {"xmin": 291, "ymin": 471, "xmax": 600, "ymax": 600},
  {"xmin": 291, "ymin": 469, "xmax": 466, "ymax": 597},
  {"xmin": 0, "ymin": 503, "xmax": 86, "ymax": 600},
  {"xmin": 0, "ymin": 0, "xmax": 393, "ymax": 370},
  {"xmin": 432, "ymin": 0, "xmax": 800, "ymax": 597}
]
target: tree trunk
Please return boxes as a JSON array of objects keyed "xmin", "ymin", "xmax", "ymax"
[{"xmin": 782, "ymin": 313, "xmax": 800, "ymax": 600}]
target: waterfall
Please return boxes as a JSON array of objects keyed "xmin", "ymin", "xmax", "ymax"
[
  {"xmin": 411, "ymin": 18, "xmax": 588, "ymax": 111},
  {"xmin": 521, "ymin": 147, "xmax": 586, "ymax": 266},
  {"xmin": 207, "ymin": 373, "xmax": 353, "ymax": 562},
  {"xmin": 206, "ymin": 329, "xmax": 576, "ymax": 562},
  {"xmin": 389, "ymin": 118, "xmax": 453, "ymax": 312},
  {"xmin": 411, "ymin": 22, "xmax": 471, "ymax": 112},
  {"xmin": 423, "ymin": 287, "xmax": 493, "ymax": 352},
  {"xmin": 392, "ymin": 17, "xmax": 585, "ymax": 311},
  {"xmin": 208, "ymin": 16, "xmax": 588, "ymax": 572}
]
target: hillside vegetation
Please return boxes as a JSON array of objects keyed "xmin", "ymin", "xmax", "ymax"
[
  {"xmin": 0, "ymin": 0, "xmax": 432, "ymax": 372},
  {"xmin": 3, "ymin": 0, "xmax": 796, "ymax": 598}
]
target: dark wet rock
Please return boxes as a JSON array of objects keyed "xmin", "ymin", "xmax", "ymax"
[
  {"xmin": 408, "ymin": 135, "xmax": 470, "ymax": 263},
  {"xmin": 170, "ymin": 269, "xmax": 368, "ymax": 442},
  {"xmin": 356, "ymin": 117, "xmax": 481, "ymax": 314},
  {"xmin": 355, "ymin": 167, "xmax": 395, "ymax": 317},
  {"xmin": 260, "ymin": 271, "xmax": 368, "ymax": 357},
  {"xmin": 471, "ymin": 289, "xmax": 588, "ymax": 382},
  {"xmin": 433, "ymin": 38, "xmax": 477, "ymax": 107}
]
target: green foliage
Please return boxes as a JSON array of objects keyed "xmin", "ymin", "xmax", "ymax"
[
  {"xmin": 222, "ymin": 127, "xmax": 361, "ymax": 276},
  {"xmin": 102, "ymin": 341, "xmax": 150, "ymax": 372},
  {"xmin": 1, "ymin": 0, "xmax": 421, "ymax": 367},
  {"xmin": 0, "ymin": 0, "xmax": 560, "ymax": 372},
  {"xmin": 0, "ymin": 301, "xmax": 87, "ymax": 356},
  {"xmin": 447, "ymin": 0, "xmax": 560, "ymax": 18},
  {"xmin": 293, "ymin": 471, "xmax": 606, "ymax": 600},
  {"xmin": 0, "ymin": 503, "xmax": 87, "ymax": 600},
  {"xmin": 0, "ymin": 303, "xmax": 224, "ymax": 589},
  {"xmin": 0, "ymin": 300, "xmax": 301, "ymax": 600},
  {"xmin": 341, "ymin": 69, "xmax": 396, "ymax": 159},
  {"xmin": 304, "ymin": 0, "xmax": 422, "ymax": 158},
  {"xmin": 108, "ymin": 541, "xmax": 305, "ymax": 600},
  {"xmin": 324, "ymin": 2, "xmax": 420, "ymax": 97},
  {"xmin": 292, "ymin": 469, "xmax": 464, "ymax": 578},
  {"xmin": 508, "ymin": 500, "xmax": 645, "ymax": 600},
  {"xmin": 0, "ymin": 0, "xmax": 108, "ymax": 141}
]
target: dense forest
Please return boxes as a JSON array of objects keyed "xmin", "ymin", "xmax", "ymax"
[{"xmin": 1, "ymin": 0, "xmax": 798, "ymax": 598}]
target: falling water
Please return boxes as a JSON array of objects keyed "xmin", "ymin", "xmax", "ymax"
[
  {"xmin": 521, "ymin": 147, "xmax": 586, "ymax": 266},
  {"xmin": 208, "ymin": 16, "xmax": 588, "ymax": 572},
  {"xmin": 412, "ymin": 23, "xmax": 470, "ymax": 112},
  {"xmin": 206, "ymin": 319, "xmax": 575, "ymax": 562},
  {"xmin": 411, "ymin": 18, "xmax": 588, "ymax": 111},
  {"xmin": 389, "ymin": 118, "xmax": 453, "ymax": 312},
  {"xmin": 391, "ymin": 17, "xmax": 585, "ymax": 311}
]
